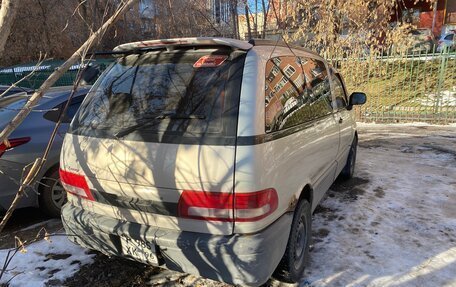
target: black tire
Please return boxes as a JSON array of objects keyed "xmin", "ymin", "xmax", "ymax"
[
  {"xmin": 340, "ymin": 136, "xmax": 358, "ymax": 180},
  {"xmin": 38, "ymin": 166, "xmax": 66, "ymax": 217},
  {"xmin": 273, "ymin": 199, "xmax": 312, "ymax": 283}
]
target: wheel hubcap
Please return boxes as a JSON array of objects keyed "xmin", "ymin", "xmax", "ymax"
[
  {"xmin": 51, "ymin": 179, "xmax": 66, "ymax": 208},
  {"xmin": 294, "ymin": 217, "xmax": 307, "ymax": 268}
]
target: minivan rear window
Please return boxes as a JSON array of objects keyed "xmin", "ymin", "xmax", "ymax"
[{"xmin": 70, "ymin": 48, "xmax": 246, "ymax": 144}]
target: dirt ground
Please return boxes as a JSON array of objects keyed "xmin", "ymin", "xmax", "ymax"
[{"xmin": 1, "ymin": 123, "xmax": 455, "ymax": 287}]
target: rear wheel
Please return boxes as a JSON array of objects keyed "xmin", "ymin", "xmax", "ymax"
[
  {"xmin": 274, "ymin": 199, "xmax": 311, "ymax": 283},
  {"xmin": 340, "ymin": 136, "xmax": 358, "ymax": 180},
  {"xmin": 39, "ymin": 167, "xmax": 66, "ymax": 217}
]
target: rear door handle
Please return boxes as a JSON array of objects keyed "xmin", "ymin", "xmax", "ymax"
[{"xmin": 339, "ymin": 117, "xmax": 343, "ymax": 124}]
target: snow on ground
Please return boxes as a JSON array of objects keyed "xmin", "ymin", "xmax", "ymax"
[
  {"xmin": 409, "ymin": 86, "xmax": 456, "ymax": 107},
  {"xmin": 1, "ymin": 124, "xmax": 455, "ymax": 287},
  {"xmin": 304, "ymin": 124, "xmax": 456, "ymax": 287},
  {"xmin": 0, "ymin": 235, "xmax": 94, "ymax": 287}
]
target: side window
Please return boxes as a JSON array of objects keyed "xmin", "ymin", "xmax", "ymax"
[
  {"xmin": 332, "ymin": 74, "xmax": 348, "ymax": 109},
  {"xmin": 264, "ymin": 56, "xmax": 333, "ymax": 133},
  {"xmin": 43, "ymin": 96, "xmax": 85, "ymax": 123},
  {"xmin": 66, "ymin": 100, "xmax": 83, "ymax": 119},
  {"xmin": 444, "ymin": 34, "xmax": 454, "ymax": 41}
]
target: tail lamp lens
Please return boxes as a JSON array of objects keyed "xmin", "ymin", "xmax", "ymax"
[
  {"xmin": 0, "ymin": 137, "xmax": 31, "ymax": 157},
  {"xmin": 178, "ymin": 188, "xmax": 278, "ymax": 222},
  {"xmin": 59, "ymin": 169, "xmax": 94, "ymax": 201}
]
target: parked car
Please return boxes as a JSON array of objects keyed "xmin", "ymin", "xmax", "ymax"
[
  {"xmin": 408, "ymin": 28, "xmax": 435, "ymax": 53},
  {"xmin": 437, "ymin": 31, "xmax": 455, "ymax": 52},
  {"xmin": 59, "ymin": 38, "xmax": 366, "ymax": 286},
  {"xmin": 0, "ymin": 85, "xmax": 33, "ymax": 98},
  {"xmin": 0, "ymin": 86, "xmax": 89, "ymax": 216}
]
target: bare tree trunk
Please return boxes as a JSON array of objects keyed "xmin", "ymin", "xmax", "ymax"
[
  {"xmin": 0, "ymin": 0, "xmax": 138, "ymax": 145},
  {"xmin": 255, "ymin": 0, "xmax": 258, "ymax": 36},
  {"xmin": 168, "ymin": 0, "xmax": 177, "ymax": 37},
  {"xmin": 0, "ymin": 0, "xmax": 21, "ymax": 56},
  {"xmin": 231, "ymin": 0, "xmax": 238, "ymax": 39},
  {"xmin": 245, "ymin": 3, "xmax": 252, "ymax": 40},
  {"xmin": 37, "ymin": 0, "xmax": 52, "ymax": 55},
  {"xmin": 0, "ymin": 0, "xmax": 139, "ymax": 234},
  {"xmin": 261, "ymin": 0, "xmax": 269, "ymax": 39},
  {"xmin": 235, "ymin": 0, "xmax": 241, "ymax": 39}
]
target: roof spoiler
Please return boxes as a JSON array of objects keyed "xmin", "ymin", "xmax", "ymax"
[{"xmin": 113, "ymin": 37, "xmax": 253, "ymax": 53}]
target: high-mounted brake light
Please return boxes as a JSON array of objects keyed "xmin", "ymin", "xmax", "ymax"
[
  {"xmin": 178, "ymin": 188, "xmax": 278, "ymax": 222},
  {"xmin": 59, "ymin": 169, "xmax": 94, "ymax": 201},
  {"xmin": 0, "ymin": 137, "xmax": 31, "ymax": 157},
  {"xmin": 193, "ymin": 55, "xmax": 228, "ymax": 68}
]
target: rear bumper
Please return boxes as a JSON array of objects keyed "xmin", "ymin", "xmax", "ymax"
[{"xmin": 62, "ymin": 203, "xmax": 293, "ymax": 286}]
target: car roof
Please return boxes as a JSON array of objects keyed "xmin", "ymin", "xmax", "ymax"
[
  {"xmin": 112, "ymin": 37, "xmax": 322, "ymax": 61},
  {"xmin": 0, "ymin": 85, "xmax": 34, "ymax": 95},
  {"xmin": 0, "ymin": 85, "xmax": 91, "ymax": 108}
]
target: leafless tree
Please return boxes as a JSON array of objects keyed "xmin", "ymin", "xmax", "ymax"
[
  {"xmin": 0, "ymin": 0, "xmax": 21, "ymax": 55},
  {"xmin": 0, "ymin": 0, "xmax": 140, "ymax": 234}
]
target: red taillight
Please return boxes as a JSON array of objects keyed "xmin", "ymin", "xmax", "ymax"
[
  {"xmin": 0, "ymin": 137, "xmax": 31, "ymax": 157},
  {"xmin": 234, "ymin": 189, "xmax": 279, "ymax": 222},
  {"xmin": 59, "ymin": 169, "xmax": 94, "ymax": 201},
  {"xmin": 178, "ymin": 188, "xmax": 278, "ymax": 222}
]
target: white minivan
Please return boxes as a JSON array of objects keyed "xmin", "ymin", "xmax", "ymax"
[{"xmin": 60, "ymin": 37, "xmax": 366, "ymax": 286}]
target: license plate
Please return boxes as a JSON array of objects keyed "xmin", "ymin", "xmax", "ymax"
[{"xmin": 120, "ymin": 235, "xmax": 158, "ymax": 265}]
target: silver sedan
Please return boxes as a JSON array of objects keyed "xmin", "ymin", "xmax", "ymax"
[{"xmin": 0, "ymin": 86, "xmax": 89, "ymax": 216}]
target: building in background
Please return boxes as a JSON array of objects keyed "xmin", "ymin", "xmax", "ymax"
[{"xmin": 393, "ymin": 0, "xmax": 456, "ymax": 37}]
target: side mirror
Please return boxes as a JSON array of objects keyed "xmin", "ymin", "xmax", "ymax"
[
  {"xmin": 80, "ymin": 64, "xmax": 100, "ymax": 85},
  {"xmin": 348, "ymin": 92, "xmax": 366, "ymax": 109}
]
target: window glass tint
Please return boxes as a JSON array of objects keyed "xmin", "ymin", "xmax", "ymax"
[
  {"xmin": 332, "ymin": 74, "xmax": 348, "ymax": 109},
  {"xmin": 43, "ymin": 96, "xmax": 85, "ymax": 123},
  {"xmin": 66, "ymin": 101, "xmax": 82, "ymax": 119},
  {"xmin": 265, "ymin": 56, "xmax": 332, "ymax": 133},
  {"xmin": 71, "ymin": 49, "xmax": 245, "ymax": 140}
]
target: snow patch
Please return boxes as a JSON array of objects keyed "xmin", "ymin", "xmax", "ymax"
[
  {"xmin": 304, "ymin": 128, "xmax": 456, "ymax": 286},
  {"xmin": 0, "ymin": 236, "xmax": 94, "ymax": 287},
  {"xmin": 411, "ymin": 87, "xmax": 456, "ymax": 107}
]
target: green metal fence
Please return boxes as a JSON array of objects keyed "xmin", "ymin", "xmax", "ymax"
[
  {"xmin": 0, "ymin": 59, "xmax": 113, "ymax": 89},
  {"xmin": 329, "ymin": 49, "xmax": 456, "ymax": 124},
  {"xmin": 1, "ymin": 53, "xmax": 455, "ymax": 124}
]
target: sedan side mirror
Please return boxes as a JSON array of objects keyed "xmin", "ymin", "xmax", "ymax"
[
  {"xmin": 80, "ymin": 64, "xmax": 100, "ymax": 85},
  {"xmin": 348, "ymin": 92, "xmax": 366, "ymax": 110}
]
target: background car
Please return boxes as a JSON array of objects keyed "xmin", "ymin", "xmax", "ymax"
[
  {"xmin": 0, "ymin": 85, "xmax": 33, "ymax": 98},
  {"xmin": 408, "ymin": 28, "xmax": 436, "ymax": 53},
  {"xmin": 437, "ymin": 31, "xmax": 455, "ymax": 52},
  {"xmin": 0, "ymin": 86, "xmax": 89, "ymax": 216}
]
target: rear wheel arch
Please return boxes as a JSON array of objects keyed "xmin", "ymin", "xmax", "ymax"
[
  {"xmin": 38, "ymin": 163, "xmax": 65, "ymax": 217},
  {"xmin": 291, "ymin": 184, "xmax": 313, "ymax": 212},
  {"xmin": 300, "ymin": 184, "xmax": 313, "ymax": 206},
  {"xmin": 38, "ymin": 163, "xmax": 60, "ymax": 190},
  {"xmin": 274, "ymin": 185, "xmax": 313, "ymax": 282}
]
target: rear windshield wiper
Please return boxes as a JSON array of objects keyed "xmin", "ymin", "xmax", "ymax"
[{"xmin": 114, "ymin": 113, "xmax": 206, "ymax": 138}]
